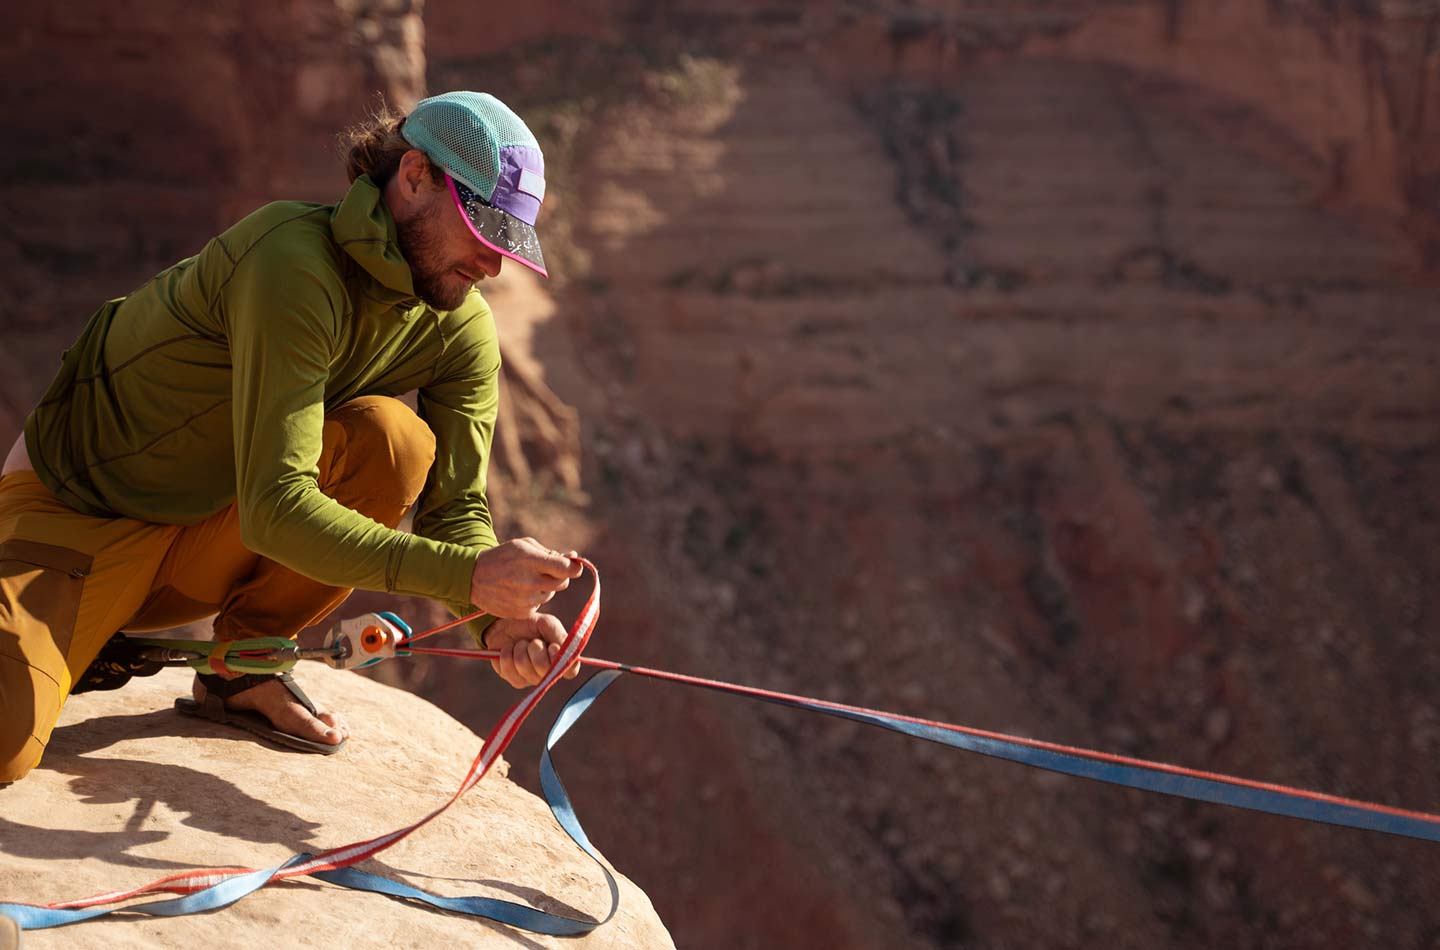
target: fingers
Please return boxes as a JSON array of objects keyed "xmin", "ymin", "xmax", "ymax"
[
  {"xmin": 490, "ymin": 641, "xmax": 525, "ymax": 688},
  {"xmin": 482, "ymin": 579, "xmax": 557, "ymax": 619},
  {"xmin": 492, "ymin": 637, "xmax": 555, "ymax": 688},
  {"xmin": 526, "ymin": 637, "xmax": 549, "ymax": 675},
  {"xmin": 511, "ymin": 573, "xmax": 567, "ymax": 615},
  {"xmin": 490, "ymin": 615, "xmax": 581, "ymax": 688},
  {"xmin": 515, "ymin": 537, "xmax": 580, "ymax": 579},
  {"xmin": 531, "ymin": 612, "xmax": 567, "ymax": 645},
  {"xmin": 542, "ymin": 550, "xmax": 582, "ymax": 579},
  {"xmin": 551, "ymin": 642, "xmax": 580, "ymax": 679},
  {"xmin": 472, "ymin": 540, "xmax": 585, "ymax": 618}
]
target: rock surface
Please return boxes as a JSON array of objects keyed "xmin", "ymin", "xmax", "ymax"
[
  {"xmin": 0, "ymin": 666, "xmax": 673, "ymax": 949},
  {"xmin": 5, "ymin": 1, "xmax": 1440, "ymax": 949},
  {"xmin": 1032, "ymin": 0, "xmax": 1440, "ymax": 267}
]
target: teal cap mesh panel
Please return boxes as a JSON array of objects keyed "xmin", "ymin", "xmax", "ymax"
[{"xmin": 401, "ymin": 92, "xmax": 539, "ymax": 200}]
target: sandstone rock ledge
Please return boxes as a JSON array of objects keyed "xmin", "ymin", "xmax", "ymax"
[{"xmin": 0, "ymin": 667, "xmax": 674, "ymax": 949}]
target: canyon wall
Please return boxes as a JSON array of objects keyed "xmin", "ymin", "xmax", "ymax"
[
  {"xmin": 0, "ymin": 1, "xmax": 425, "ymax": 431},
  {"xmin": 420, "ymin": 2, "xmax": 1440, "ymax": 948},
  {"xmin": 4, "ymin": 1, "xmax": 1439, "ymax": 948}
]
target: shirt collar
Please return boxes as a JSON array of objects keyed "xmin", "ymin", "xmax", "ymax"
[{"xmin": 330, "ymin": 175, "xmax": 418, "ymax": 300}]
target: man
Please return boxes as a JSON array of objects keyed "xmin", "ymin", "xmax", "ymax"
[{"xmin": 0, "ymin": 91, "xmax": 583, "ymax": 782}]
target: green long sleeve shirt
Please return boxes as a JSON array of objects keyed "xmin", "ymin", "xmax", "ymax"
[{"xmin": 25, "ymin": 175, "xmax": 499, "ymax": 622}]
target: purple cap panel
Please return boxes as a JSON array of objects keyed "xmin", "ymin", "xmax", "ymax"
[{"xmin": 486, "ymin": 145, "xmax": 545, "ymax": 226}]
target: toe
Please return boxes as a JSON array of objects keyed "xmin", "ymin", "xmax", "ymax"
[
  {"xmin": 318, "ymin": 709, "xmax": 350, "ymax": 741},
  {"xmin": 230, "ymin": 681, "xmax": 346, "ymax": 746},
  {"xmin": 275, "ymin": 704, "xmax": 342, "ymax": 745}
]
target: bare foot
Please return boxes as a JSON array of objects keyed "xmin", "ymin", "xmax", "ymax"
[{"xmin": 194, "ymin": 678, "xmax": 349, "ymax": 747}]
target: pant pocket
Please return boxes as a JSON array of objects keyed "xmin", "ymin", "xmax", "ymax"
[{"xmin": 0, "ymin": 538, "xmax": 92, "ymax": 663}]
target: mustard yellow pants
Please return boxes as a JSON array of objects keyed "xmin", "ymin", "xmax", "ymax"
[{"xmin": 0, "ymin": 395, "xmax": 435, "ymax": 781}]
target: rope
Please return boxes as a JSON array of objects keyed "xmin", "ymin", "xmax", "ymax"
[
  {"xmin": 0, "ymin": 560, "xmax": 605, "ymax": 932},
  {"xmin": 403, "ymin": 645, "xmax": 1440, "ymax": 843},
  {"xmin": 6, "ymin": 559, "xmax": 1438, "ymax": 938}
]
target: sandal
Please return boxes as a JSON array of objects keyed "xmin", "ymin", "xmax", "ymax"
[
  {"xmin": 175, "ymin": 671, "xmax": 346, "ymax": 755},
  {"xmin": 71, "ymin": 633, "xmax": 165, "ymax": 695}
]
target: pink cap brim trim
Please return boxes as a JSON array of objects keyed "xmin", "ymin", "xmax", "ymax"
[{"xmin": 446, "ymin": 176, "xmax": 549, "ymax": 279}]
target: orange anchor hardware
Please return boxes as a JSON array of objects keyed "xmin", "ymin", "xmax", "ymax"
[{"xmin": 322, "ymin": 611, "xmax": 410, "ymax": 670}]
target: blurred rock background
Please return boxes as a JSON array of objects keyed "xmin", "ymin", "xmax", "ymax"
[{"xmin": 3, "ymin": 1, "xmax": 1439, "ymax": 947}]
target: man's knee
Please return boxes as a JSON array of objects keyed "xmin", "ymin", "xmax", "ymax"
[
  {"xmin": 0, "ymin": 734, "xmax": 44, "ymax": 784},
  {"xmin": 0, "ymin": 653, "xmax": 59, "ymax": 783},
  {"xmin": 326, "ymin": 396, "xmax": 436, "ymax": 506},
  {"xmin": 0, "ymin": 686, "xmax": 50, "ymax": 782}
]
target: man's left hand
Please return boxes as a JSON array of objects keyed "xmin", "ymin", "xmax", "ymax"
[{"xmin": 486, "ymin": 614, "xmax": 581, "ymax": 688}]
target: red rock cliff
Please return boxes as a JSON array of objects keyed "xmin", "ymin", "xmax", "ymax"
[{"xmin": 418, "ymin": 2, "xmax": 1440, "ymax": 948}]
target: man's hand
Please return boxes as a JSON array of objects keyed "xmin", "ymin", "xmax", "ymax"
[
  {"xmin": 486, "ymin": 614, "xmax": 581, "ymax": 688},
  {"xmin": 470, "ymin": 538, "xmax": 582, "ymax": 619}
]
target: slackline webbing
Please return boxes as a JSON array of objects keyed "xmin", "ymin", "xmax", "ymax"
[
  {"xmin": 4, "ymin": 558, "xmax": 1438, "ymax": 936},
  {"xmin": 0, "ymin": 561, "xmax": 606, "ymax": 933}
]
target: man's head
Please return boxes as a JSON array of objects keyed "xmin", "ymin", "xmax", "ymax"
[{"xmin": 343, "ymin": 92, "xmax": 548, "ymax": 310}]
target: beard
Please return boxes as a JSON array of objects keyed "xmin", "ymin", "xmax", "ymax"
[{"xmin": 395, "ymin": 203, "xmax": 472, "ymax": 311}]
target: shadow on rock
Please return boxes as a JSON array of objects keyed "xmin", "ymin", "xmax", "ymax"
[
  {"xmin": 32, "ymin": 710, "xmax": 326, "ymax": 853},
  {"xmin": 0, "ymin": 814, "xmax": 182, "ymax": 870}
]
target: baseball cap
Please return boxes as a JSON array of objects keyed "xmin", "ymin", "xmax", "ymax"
[{"xmin": 401, "ymin": 91, "xmax": 549, "ymax": 278}]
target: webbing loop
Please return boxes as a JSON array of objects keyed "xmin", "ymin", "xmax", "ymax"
[
  {"xmin": 0, "ymin": 559, "xmax": 603, "ymax": 932},
  {"xmin": 7, "ymin": 558, "xmax": 1439, "ymax": 940}
]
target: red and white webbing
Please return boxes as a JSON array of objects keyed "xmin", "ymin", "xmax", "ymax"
[{"xmin": 28, "ymin": 557, "xmax": 600, "ymax": 912}]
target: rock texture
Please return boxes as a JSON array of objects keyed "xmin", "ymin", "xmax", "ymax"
[
  {"xmin": 874, "ymin": 0, "xmax": 1440, "ymax": 270},
  {"xmin": 1032, "ymin": 0, "xmax": 1440, "ymax": 267},
  {"xmin": 419, "ymin": 6, "xmax": 1440, "ymax": 949},
  {"xmin": 0, "ymin": 0, "xmax": 580, "ymax": 500},
  {"xmin": 0, "ymin": 1, "xmax": 425, "ymax": 328},
  {"xmin": 432, "ymin": 0, "xmax": 1440, "ymax": 268},
  {"xmin": 0, "ymin": 666, "xmax": 673, "ymax": 949},
  {"xmin": 6, "ymin": 1, "xmax": 1440, "ymax": 949}
]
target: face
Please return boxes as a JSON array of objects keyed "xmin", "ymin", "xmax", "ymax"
[{"xmin": 394, "ymin": 179, "xmax": 505, "ymax": 311}]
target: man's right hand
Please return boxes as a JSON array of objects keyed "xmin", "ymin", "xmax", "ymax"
[{"xmin": 470, "ymin": 538, "xmax": 582, "ymax": 619}]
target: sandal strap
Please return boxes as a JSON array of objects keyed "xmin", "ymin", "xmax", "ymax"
[{"xmin": 195, "ymin": 670, "xmax": 319, "ymax": 717}]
